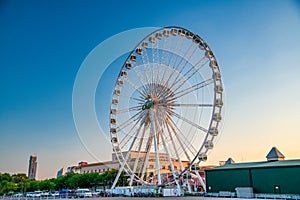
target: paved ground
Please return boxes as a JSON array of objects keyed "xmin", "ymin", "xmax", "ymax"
[
  {"xmin": 86, "ymin": 198, "xmax": 267, "ymax": 200},
  {"xmin": 0, "ymin": 198, "xmax": 272, "ymax": 200},
  {"xmin": 76, "ymin": 198, "xmax": 276, "ymax": 200},
  {"xmin": 94, "ymin": 198, "xmax": 221, "ymax": 200}
]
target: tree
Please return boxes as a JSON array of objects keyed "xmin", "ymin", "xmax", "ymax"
[
  {"xmin": 11, "ymin": 174, "xmax": 27, "ymax": 184},
  {"xmin": 26, "ymin": 179, "xmax": 38, "ymax": 192},
  {"xmin": 0, "ymin": 173, "xmax": 12, "ymax": 182},
  {"xmin": 66, "ymin": 173, "xmax": 80, "ymax": 189},
  {"xmin": 38, "ymin": 180, "xmax": 55, "ymax": 191},
  {"xmin": 0, "ymin": 169, "xmax": 126, "ymax": 195}
]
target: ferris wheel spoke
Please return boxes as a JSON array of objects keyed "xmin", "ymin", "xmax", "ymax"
[
  {"xmin": 168, "ymin": 44, "xmax": 197, "ymax": 90},
  {"xmin": 140, "ymin": 47, "xmax": 152, "ymax": 86},
  {"xmin": 151, "ymin": 40, "xmax": 159, "ymax": 84},
  {"xmin": 162, "ymin": 36, "xmax": 183, "ymax": 86},
  {"xmin": 151, "ymin": 46, "xmax": 157, "ymax": 84},
  {"xmin": 132, "ymin": 66, "xmax": 150, "ymax": 92},
  {"xmin": 167, "ymin": 116, "xmax": 198, "ymax": 159},
  {"xmin": 165, "ymin": 116, "xmax": 193, "ymax": 162},
  {"xmin": 119, "ymin": 93, "xmax": 144, "ymax": 104},
  {"xmin": 116, "ymin": 110, "xmax": 144, "ymax": 132},
  {"xmin": 116, "ymin": 110, "xmax": 143, "ymax": 132},
  {"xmin": 172, "ymin": 57, "xmax": 209, "ymax": 93},
  {"xmin": 168, "ymin": 110, "xmax": 208, "ymax": 134},
  {"xmin": 165, "ymin": 37, "xmax": 181, "ymax": 72},
  {"xmin": 140, "ymin": 134, "xmax": 154, "ymax": 181},
  {"xmin": 166, "ymin": 103, "xmax": 214, "ymax": 108},
  {"xmin": 118, "ymin": 91, "xmax": 145, "ymax": 104},
  {"xmin": 159, "ymin": 51, "xmax": 173, "ymax": 88},
  {"xmin": 167, "ymin": 114, "xmax": 198, "ymax": 154},
  {"xmin": 183, "ymin": 56, "xmax": 208, "ymax": 80},
  {"xmin": 118, "ymin": 114, "xmax": 146, "ymax": 150},
  {"xmin": 151, "ymin": 53, "xmax": 155, "ymax": 84},
  {"xmin": 111, "ymin": 119, "xmax": 144, "ymax": 189},
  {"xmin": 164, "ymin": 120, "xmax": 185, "ymax": 171},
  {"xmin": 122, "ymin": 121, "xmax": 146, "ymax": 174},
  {"xmin": 133, "ymin": 66, "xmax": 151, "ymax": 94},
  {"xmin": 116, "ymin": 105, "xmax": 142, "ymax": 114},
  {"xmin": 125, "ymin": 118, "xmax": 142, "ymax": 157},
  {"xmin": 169, "ymin": 78, "xmax": 214, "ymax": 101},
  {"xmin": 125, "ymin": 78, "xmax": 147, "ymax": 97},
  {"xmin": 182, "ymin": 56, "xmax": 207, "ymax": 79},
  {"xmin": 156, "ymin": 57, "xmax": 161, "ymax": 88},
  {"xmin": 158, "ymin": 34, "xmax": 172, "ymax": 87},
  {"xmin": 119, "ymin": 114, "xmax": 145, "ymax": 149},
  {"xmin": 163, "ymin": 36, "xmax": 186, "ymax": 87},
  {"xmin": 130, "ymin": 97, "xmax": 144, "ymax": 103},
  {"xmin": 150, "ymin": 111, "xmax": 162, "ymax": 185},
  {"xmin": 144, "ymin": 52, "xmax": 154, "ymax": 86},
  {"xmin": 154, "ymin": 41, "xmax": 163, "ymax": 87},
  {"xmin": 157, "ymin": 118, "xmax": 181, "ymax": 190}
]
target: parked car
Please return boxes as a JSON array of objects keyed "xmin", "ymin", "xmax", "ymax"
[
  {"xmin": 41, "ymin": 191, "xmax": 49, "ymax": 197},
  {"xmin": 59, "ymin": 190, "xmax": 76, "ymax": 198},
  {"xmin": 13, "ymin": 193, "xmax": 23, "ymax": 197},
  {"xmin": 92, "ymin": 191, "xmax": 99, "ymax": 197},
  {"xmin": 49, "ymin": 191, "xmax": 60, "ymax": 198},
  {"xmin": 26, "ymin": 192, "xmax": 34, "ymax": 197},
  {"xmin": 33, "ymin": 191, "xmax": 42, "ymax": 198},
  {"xmin": 75, "ymin": 189, "xmax": 92, "ymax": 198}
]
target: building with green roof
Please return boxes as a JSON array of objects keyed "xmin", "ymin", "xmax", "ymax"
[{"xmin": 205, "ymin": 147, "xmax": 300, "ymax": 195}]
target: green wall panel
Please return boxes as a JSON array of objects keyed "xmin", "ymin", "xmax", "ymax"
[
  {"xmin": 206, "ymin": 169, "xmax": 251, "ymax": 192},
  {"xmin": 251, "ymin": 167, "xmax": 300, "ymax": 194},
  {"xmin": 206, "ymin": 166, "xmax": 300, "ymax": 194}
]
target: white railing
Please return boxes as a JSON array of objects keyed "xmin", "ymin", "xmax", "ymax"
[{"xmin": 206, "ymin": 192, "xmax": 300, "ymax": 199}]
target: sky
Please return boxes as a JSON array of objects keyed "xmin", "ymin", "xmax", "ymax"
[{"xmin": 0, "ymin": 0, "xmax": 300, "ymax": 180}]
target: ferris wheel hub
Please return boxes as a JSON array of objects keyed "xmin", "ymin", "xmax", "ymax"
[{"xmin": 142, "ymin": 97, "xmax": 154, "ymax": 110}]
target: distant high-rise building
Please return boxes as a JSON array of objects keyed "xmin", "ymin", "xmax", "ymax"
[
  {"xmin": 28, "ymin": 154, "xmax": 37, "ymax": 179},
  {"xmin": 57, "ymin": 168, "xmax": 63, "ymax": 178}
]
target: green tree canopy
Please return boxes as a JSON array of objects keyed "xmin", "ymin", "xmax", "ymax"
[{"xmin": 0, "ymin": 169, "xmax": 125, "ymax": 196}]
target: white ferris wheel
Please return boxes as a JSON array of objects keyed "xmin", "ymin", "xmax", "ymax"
[{"xmin": 109, "ymin": 26, "xmax": 223, "ymax": 191}]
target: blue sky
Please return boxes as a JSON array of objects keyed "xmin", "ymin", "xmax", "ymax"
[{"xmin": 0, "ymin": 0, "xmax": 300, "ymax": 179}]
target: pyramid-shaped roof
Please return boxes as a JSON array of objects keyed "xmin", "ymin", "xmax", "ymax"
[
  {"xmin": 266, "ymin": 147, "xmax": 285, "ymax": 161},
  {"xmin": 225, "ymin": 158, "xmax": 235, "ymax": 165}
]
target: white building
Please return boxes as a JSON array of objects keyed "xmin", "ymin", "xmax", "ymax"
[
  {"xmin": 68, "ymin": 151, "xmax": 189, "ymax": 177},
  {"xmin": 80, "ymin": 161, "xmax": 119, "ymax": 174}
]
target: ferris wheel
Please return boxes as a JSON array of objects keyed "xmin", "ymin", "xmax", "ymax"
[{"xmin": 109, "ymin": 26, "xmax": 223, "ymax": 191}]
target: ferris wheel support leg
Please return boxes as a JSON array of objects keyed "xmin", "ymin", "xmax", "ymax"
[
  {"xmin": 195, "ymin": 170, "xmax": 206, "ymax": 192},
  {"xmin": 187, "ymin": 182, "xmax": 192, "ymax": 193},
  {"xmin": 111, "ymin": 161, "xmax": 124, "ymax": 189},
  {"xmin": 111, "ymin": 124, "xmax": 142, "ymax": 189},
  {"xmin": 150, "ymin": 111, "xmax": 162, "ymax": 187},
  {"xmin": 139, "ymin": 136, "xmax": 153, "ymax": 182},
  {"xmin": 129, "ymin": 125, "xmax": 146, "ymax": 186},
  {"xmin": 159, "ymin": 127, "xmax": 181, "ymax": 196},
  {"xmin": 165, "ymin": 120, "xmax": 192, "ymax": 194}
]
